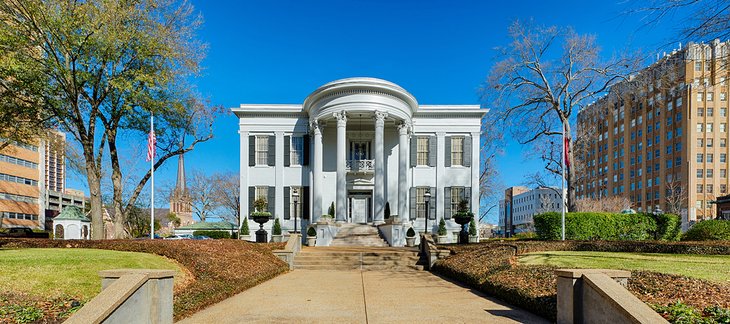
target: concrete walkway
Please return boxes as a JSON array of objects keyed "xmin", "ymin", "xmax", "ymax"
[{"xmin": 179, "ymin": 270, "xmax": 548, "ymax": 324}]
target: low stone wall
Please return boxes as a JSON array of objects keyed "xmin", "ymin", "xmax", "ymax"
[
  {"xmin": 419, "ymin": 234, "xmax": 450, "ymax": 270},
  {"xmin": 314, "ymin": 223, "xmax": 339, "ymax": 246},
  {"xmin": 65, "ymin": 269, "xmax": 174, "ymax": 324},
  {"xmin": 555, "ymin": 269, "xmax": 668, "ymax": 324},
  {"xmin": 273, "ymin": 233, "xmax": 302, "ymax": 269},
  {"xmin": 378, "ymin": 223, "xmax": 407, "ymax": 247}
]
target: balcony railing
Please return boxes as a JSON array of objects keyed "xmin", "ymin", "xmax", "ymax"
[{"xmin": 346, "ymin": 159, "xmax": 374, "ymax": 172}]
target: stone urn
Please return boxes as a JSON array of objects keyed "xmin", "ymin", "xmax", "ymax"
[
  {"xmin": 469, "ymin": 235, "xmax": 479, "ymax": 243},
  {"xmin": 453, "ymin": 213, "xmax": 473, "ymax": 245},
  {"xmin": 405, "ymin": 227, "xmax": 416, "ymax": 247},
  {"xmin": 306, "ymin": 226, "xmax": 317, "ymax": 246},
  {"xmin": 252, "ymin": 212, "xmax": 272, "ymax": 243}
]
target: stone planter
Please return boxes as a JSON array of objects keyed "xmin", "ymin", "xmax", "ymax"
[
  {"xmin": 436, "ymin": 235, "xmax": 448, "ymax": 244},
  {"xmin": 307, "ymin": 236, "xmax": 316, "ymax": 246},
  {"xmin": 469, "ymin": 235, "xmax": 479, "ymax": 243},
  {"xmin": 272, "ymin": 234, "xmax": 283, "ymax": 243},
  {"xmin": 405, "ymin": 236, "xmax": 416, "ymax": 247},
  {"xmin": 239, "ymin": 234, "xmax": 251, "ymax": 241}
]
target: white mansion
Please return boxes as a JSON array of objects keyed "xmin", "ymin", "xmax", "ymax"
[{"xmin": 234, "ymin": 77, "xmax": 486, "ymax": 244}]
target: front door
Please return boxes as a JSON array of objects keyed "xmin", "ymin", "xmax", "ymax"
[{"xmin": 348, "ymin": 192, "xmax": 372, "ymax": 223}]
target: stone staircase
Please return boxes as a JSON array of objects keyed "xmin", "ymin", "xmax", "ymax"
[
  {"xmin": 329, "ymin": 223, "xmax": 388, "ymax": 247},
  {"xmin": 293, "ymin": 247, "xmax": 423, "ymax": 271}
]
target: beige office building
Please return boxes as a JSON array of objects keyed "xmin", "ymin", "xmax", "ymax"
[{"xmin": 577, "ymin": 39, "xmax": 730, "ymax": 222}]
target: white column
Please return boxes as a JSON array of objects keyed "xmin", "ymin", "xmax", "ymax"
[
  {"xmin": 311, "ymin": 121, "xmax": 323, "ymax": 222},
  {"xmin": 374, "ymin": 111, "xmax": 388, "ymax": 224},
  {"xmin": 334, "ymin": 112, "xmax": 347, "ymax": 223},
  {"xmin": 398, "ymin": 122, "xmax": 410, "ymax": 221},
  {"xmin": 275, "ymin": 131, "xmax": 284, "ymax": 224},
  {"xmin": 470, "ymin": 132, "xmax": 480, "ymax": 233},
  {"xmin": 239, "ymin": 130, "xmax": 249, "ymax": 231}
]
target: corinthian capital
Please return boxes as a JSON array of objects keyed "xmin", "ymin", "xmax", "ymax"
[
  {"xmin": 333, "ymin": 111, "xmax": 347, "ymax": 126},
  {"xmin": 310, "ymin": 119, "xmax": 321, "ymax": 134},
  {"xmin": 397, "ymin": 121, "xmax": 411, "ymax": 134}
]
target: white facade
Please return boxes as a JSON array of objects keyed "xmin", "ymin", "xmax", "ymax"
[
  {"xmin": 499, "ymin": 187, "xmax": 565, "ymax": 234},
  {"xmin": 234, "ymin": 78, "xmax": 486, "ymax": 243}
]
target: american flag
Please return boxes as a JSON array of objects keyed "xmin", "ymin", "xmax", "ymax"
[{"xmin": 146, "ymin": 128, "xmax": 156, "ymax": 162}]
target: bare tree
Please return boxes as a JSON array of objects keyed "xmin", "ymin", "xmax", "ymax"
[
  {"xmin": 183, "ymin": 170, "xmax": 221, "ymax": 223},
  {"xmin": 665, "ymin": 177, "xmax": 688, "ymax": 215},
  {"xmin": 630, "ymin": 0, "xmax": 730, "ymax": 41},
  {"xmin": 483, "ymin": 20, "xmax": 638, "ymax": 212},
  {"xmin": 478, "ymin": 116, "xmax": 503, "ymax": 223},
  {"xmin": 211, "ymin": 172, "xmax": 240, "ymax": 225},
  {"xmin": 576, "ymin": 196, "xmax": 632, "ymax": 213}
]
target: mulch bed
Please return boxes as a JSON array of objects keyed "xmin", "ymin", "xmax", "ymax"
[
  {"xmin": 432, "ymin": 240, "xmax": 730, "ymax": 322},
  {"xmin": 0, "ymin": 239, "xmax": 288, "ymax": 323}
]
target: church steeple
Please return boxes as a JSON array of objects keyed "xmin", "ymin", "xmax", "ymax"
[
  {"xmin": 175, "ymin": 152, "xmax": 186, "ymax": 193},
  {"xmin": 170, "ymin": 144, "xmax": 193, "ymax": 225}
]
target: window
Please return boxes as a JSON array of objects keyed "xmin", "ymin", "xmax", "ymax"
[
  {"xmin": 698, "ymin": 92, "xmax": 704, "ymax": 102},
  {"xmin": 451, "ymin": 187, "xmax": 465, "ymax": 214},
  {"xmin": 708, "ymin": 108, "xmax": 714, "ymax": 116},
  {"xmin": 417, "ymin": 137, "xmax": 429, "ymax": 166},
  {"xmin": 255, "ymin": 186, "xmax": 268, "ymax": 205},
  {"xmin": 697, "ymin": 123, "xmax": 703, "ymax": 132},
  {"xmin": 698, "ymin": 138, "xmax": 704, "ymax": 147},
  {"xmin": 722, "ymin": 169, "xmax": 727, "ymax": 178},
  {"xmin": 708, "ymin": 92, "xmax": 714, "ymax": 101},
  {"xmin": 721, "ymin": 93, "xmax": 727, "ymax": 101},
  {"xmin": 698, "ymin": 108, "xmax": 704, "ymax": 116},
  {"xmin": 707, "ymin": 123, "xmax": 713, "ymax": 132},
  {"xmin": 695, "ymin": 61, "xmax": 702, "ymax": 71},
  {"xmin": 722, "ymin": 154, "xmax": 727, "ymax": 163},
  {"xmin": 0, "ymin": 173, "xmax": 38, "ymax": 186},
  {"xmin": 722, "ymin": 138, "xmax": 727, "ymax": 148},
  {"xmin": 722, "ymin": 108, "xmax": 727, "ymax": 117},
  {"xmin": 722, "ymin": 184, "xmax": 728, "ymax": 194},
  {"xmin": 707, "ymin": 185, "xmax": 714, "ymax": 194},
  {"xmin": 724, "ymin": 123, "xmax": 728, "ymax": 133},
  {"xmin": 290, "ymin": 136, "xmax": 303, "ymax": 165},
  {"xmin": 451, "ymin": 136, "xmax": 464, "ymax": 166},
  {"xmin": 708, "ymin": 138, "xmax": 714, "ymax": 147},
  {"xmin": 0, "ymin": 154, "xmax": 39, "ymax": 169},
  {"xmin": 698, "ymin": 153, "xmax": 704, "ymax": 163},
  {"xmin": 255, "ymin": 136, "xmax": 269, "ymax": 165},
  {"xmin": 697, "ymin": 184, "xmax": 704, "ymax": 193},
  {"xmin": 289, "ymin": 187, "xmax": 302, "ymax": 220},
  {"xmin": 707, "ymin": 169, "xmax": 714, "ymax": 178},
  {"xmin": 416, "ymin": 187, "xmax": 428, "ymax": 218},
  {"xmin": 708, "ymin": 154, "xmax": 714, "ymax": 163},
  {"xmin": 697, "ymin": 169, "xmax": 704, "ymax": 178}
]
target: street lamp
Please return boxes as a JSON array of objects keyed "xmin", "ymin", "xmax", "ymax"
[
  {"xmin": 424, "ymin": 189, "xmax": 432, "ymax": 234},
  {"xmin": 292, "ymin": 190, "xmax": 300, "ymax": 234}
]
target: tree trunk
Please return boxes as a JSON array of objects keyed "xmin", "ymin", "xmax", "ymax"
[
  {"xmin": 565, "ymin": 122, "xmax": 578, "ymax": 212},
  {"xmin": 107, "ymin": 131, "xmax": 129, "ymax": 239},
  {"xmin": 81, "ymin": 139, "xmax": 105, "ymax": 239}
]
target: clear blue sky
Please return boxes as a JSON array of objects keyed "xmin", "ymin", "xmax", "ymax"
[{"xmin": 68, "ymin": 0, "xmax": 681, "ymax": 224}]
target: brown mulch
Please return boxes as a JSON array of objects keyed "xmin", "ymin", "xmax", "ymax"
[
  {"xmin": 432, "ymin": 240, "xmax": 730, "ymax": 322},
  {"xmin": 0, "ymin": 239, "xmax": 288, "ymax": 323}
]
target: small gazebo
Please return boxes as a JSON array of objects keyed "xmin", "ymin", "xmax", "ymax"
[{"xmin": 53, "ymin": 206, "xmax": 91, "ymax": 240}]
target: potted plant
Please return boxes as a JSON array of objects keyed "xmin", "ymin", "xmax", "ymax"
[
  {"xmin": 239, "ymin": 219, "xmax": 250, "ymax": 241},
  {"xmin": 405, "ymin": 227, "xmax": 416, "ymax": 247},
  {"xmin": 251, "ymin": 197, "xmax": 272, "ymax": 243},
  {"xmin": 468, "ymin": 217, "xmax": 479, "ymax": 243},
  {"xmin": 306, "ymin": 226, "xmax": 317, "ymax": 246},
  {"xmin": 452, "ymin": 200, "xmax": 474, "ymax": 244},
  {"xmin": 436, "ymin": 218, "xmax": 448, "ymax": 244},
  {"xmin": 271, "ymin": 218, "xmax": 283, "ymax": 242}
]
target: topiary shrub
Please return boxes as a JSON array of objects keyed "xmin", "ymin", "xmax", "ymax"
[
  {"xmin": 328, "ymin": 202, "xmax": 335, "ymax": 217},
  {"xmin": 469, "ymin": 217, "xmax": 477, "ymax": 236},
  {"xmin": 406, "ymin": 227, "xmax": 416, "ymax": 237},
  {"xmin": 384, "ymin": 202, "xmax": 391, "ymax": 219},
  {"xmin": 240, "ymin": 220, "xmax": 250, "ymax": 236},
  {"xmin": 649, "ymin": 213, "xmax": 681, "ymax": 241},
  {"xmin": 272, "ymin": 218, "xmax": 282, "ymax": 236},
  {"xmin": 437, "ymin": 218, "xmax": 447, "ymax": 236},
  {"xmin": 682, "ymin": 220, "xmax": 730, "ymax": 241},
  {"xmin": 307, "ymin": 226, "xmax": 316, "ymax": 237},
  {"xmin": 192, "ymin": 230, "xmax": 231, "ymax": 239}
]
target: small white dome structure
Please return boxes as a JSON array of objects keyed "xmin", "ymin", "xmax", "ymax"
[{"xmin": 53, "ymin": 206, "xmax": 91, "ymax": 240}]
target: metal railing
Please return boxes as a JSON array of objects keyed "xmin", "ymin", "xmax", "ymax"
[{"xmin": 346, "ymin": 159, "xmax": 374, "ymax": 172}]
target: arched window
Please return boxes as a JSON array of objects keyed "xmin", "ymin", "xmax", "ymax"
[{"xmin": 54, "ymin": 224, "xmax": 64, "ymax": 239}]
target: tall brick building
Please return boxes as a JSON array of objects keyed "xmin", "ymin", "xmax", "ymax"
[{"xmin": 577, "ymin": 39, "xmax": 730, "ymax": 222}]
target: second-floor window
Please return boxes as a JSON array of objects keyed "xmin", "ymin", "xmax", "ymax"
[
  {"xmin": 417, "ymin": 137, "xmax": 429, "ymax": 166},
  {"xmin": 290, "ymin": 137, "xmax": 303, "ymax": 165},
  {"xmin": 256, "ymin": 136, "xmax": 268, "ymax": 165},
  {"xmin": 451, "ymin": 136, "xmax": 464, "ymax": 166}
]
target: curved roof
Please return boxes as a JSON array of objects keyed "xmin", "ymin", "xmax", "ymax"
[
  {"xmin": 303, "ymin": 77, "xmax": 418, "ymax": 122},
  {"xmin": 54, "ymin": 206, "xmax": 90, "ymax": 222}
]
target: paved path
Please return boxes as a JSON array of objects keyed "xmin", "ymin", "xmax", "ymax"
[{"xmin": 179, "ymin": 270, "xmax": 548, "ymax": 323}]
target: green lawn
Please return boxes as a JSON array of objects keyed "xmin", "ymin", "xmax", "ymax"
[
  {"xmin": 0, "ymin": 248, "xmax": 187, "ymax": 300},
  {"xmin": 518, "ymin": 251, "xmax": 730, "ymax": 283}
]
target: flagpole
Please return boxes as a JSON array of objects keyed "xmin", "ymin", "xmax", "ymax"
[
  {"xmin": 561, "ymin": 121, "xmax": 566, "ymax": 241},
  {"xmin": 150, "ymin": 113, "xmax": 155, "ymax": 240}
]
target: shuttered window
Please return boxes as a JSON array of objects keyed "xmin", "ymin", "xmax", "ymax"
[
  {"xmin": 291, "ymin": 137, "xmax": 303, "ymax": 165},
  {"xmin": 255, "ymin": 187, "xmax": 268, "ymax": 203},
  {"xmin": 416, "ymin": 187, "xmax": 427, "ymax": 218},
  {"xmin": 451, "ymin": 136, "xmax": 464, "ymax": 166},
  {"xmin": 451, "ymin": 187, "xmax": 465, "ymax": 213},
  {"xmin": 255, "ymin": 136, "xmax": 268, "ymax": 165},
  {"xmin": 417, "ymin": 137, "xmax": 429, "ymax": 165}
]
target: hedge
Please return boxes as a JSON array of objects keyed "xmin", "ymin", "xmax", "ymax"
[
  {"xmin": 0, "ymin": 239, "xmax": 288, "ymax": 322},
  {"xmin": 192, "ymin": 230, "xmax": 231, "ymax": 239},
  {"xmin": 433, "ymin": 240, "xmax": 730, "ymax": 322},
  {"xmin": 534, "ymin": 212, "xmax": 681, "ymax": 241},
  {"xmin": 682, "ymin": 220, "xmax": 730, "ymax": 241}
]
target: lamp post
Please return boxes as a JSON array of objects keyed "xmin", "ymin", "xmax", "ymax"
[
  {"xmin": 292, "ymin": 190, "xmax": 300, "ymax": 234},
  {"xmin": 424, "ymin": 189, "xmax": 431, "ymax": 234}
]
